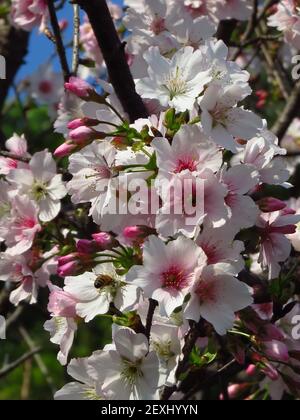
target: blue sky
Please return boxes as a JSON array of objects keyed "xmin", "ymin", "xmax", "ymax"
[{"xmin": 17, "ymin": 0, "xmax": 124, "ymax": 81}]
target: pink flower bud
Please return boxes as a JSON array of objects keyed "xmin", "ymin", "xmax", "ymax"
[
  {"xmin": 122, "ymin": 225, "xmax": 156, "ymax": 245},
  {"xmin": 57, "ymin": 261, "xmax": 78, "ymax": 277},
  {"xmin": 65, "ymin": 76, "xmax": 93, "ymax": 98},
  {"xmin": 263, "ymin": 340, "xmax": 290, "ymax": 363},
  {"xmin": 58, "ymin": 254, "xmax": 77, "ymax": 266},
  {"xmin": 48, "ymin": 288, "xmax": 77, "ymax": 318},
  {"xmin": 262, "ymin": 324, "xmax": 285, "ymax": 342},
  {"xmin": 220, "ymin": 384, "xmax": 250, "ymax": 400},
  {"xmin": 258, "ymin": 197, "xmax": 287, "ymax": 212},
  {"xmin": 69, "ymin": 126, "xmax": 94, "ymax": 143},
  {"xmin": 92, "ymin": 232, "xmax": 117, "ymax": 250},
  {"xmin": 246, "ymin": 364, "xmax": 257, "ymax": 376},
  {"xmin": 67, "ymin": 118, "xmax": 86, "ymax": 130},
  {"xmin": 123, "ymin": 226, "xmax": 144, "ymax": 240},
  {"xmin": 54, "ymin": 142, "xmax": 77, "ymax": 158}
]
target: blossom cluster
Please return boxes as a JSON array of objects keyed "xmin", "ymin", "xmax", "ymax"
[{"xmin": 2, "ymin": 0, "xmax": 300, "ymax": 401}]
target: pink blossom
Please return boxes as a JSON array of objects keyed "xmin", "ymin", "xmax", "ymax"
[
  {"xmin": 0, "ymin": 133, "xmax": 29, "ymax": 175},
  {"xmin": 184, "ymin": 262, "xmax": 253, "ymax": 335},
  {"xmin": 79, "ymin": 17, "xmax": 103, "ymax": 66},
  {"xmin": 126, "ymin": 235, "xmax": 205, "ymax": 317},
  {"xmin": 4, "ymin": 196, "xmax": 41, "ymax": 255},
  {"xmin": 257, "ymin": 209, "xmax": 300, "ymax": 279},
  {"xmin": 48, "ymin": 286, "xmax": 78, "ymax": 318},
  {"xmin": 11, "ymin": 0, "xmax": 48, "ymax": 31},
  {"xmin": 268, "ymin": 0, "xmax": 300, "ymax": 49},
  {"xmin": 65, "ymin": 77, "xmax": 93, "ymax": 98}
]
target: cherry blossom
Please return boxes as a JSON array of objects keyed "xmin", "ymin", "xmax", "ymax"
[
  {"xmin": 54, "ymin": 357, "xmax": 105, "ymax": 400},
  {"xmin": 89, "ymin": 328, "xmax": 162, "ymax": 400},
  {"xmin": 136, "ymin": 46, "xmax": 211, "ymax": 112},
  {"xmin": 126, "ymin": 235, "xmax": 206, "ymax": 316},
  {"xmin": 11, "ymin": 0, "xmax": 48, "ymax": 31},
  {"xmin": 7, "ymin": 150, "xmax": 67, "ymax": 222},
  {"xmin": 64, "ymin": 263, "xmax": 139, "ymax": 322},
  {"xmin": 184, "ymin": 263, "xmax": 253, "ymax": 335}
]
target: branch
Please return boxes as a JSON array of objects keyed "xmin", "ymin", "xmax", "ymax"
[
  {"xmin": 216, "ymin": 19, "xmax": 237, "ymax": 44},
  {"xmin": 145, "ymin": 298, "xmax": 158, "ymax": 341},
  {"xmin": 74, "ymin": 0, "xmax": 148, "ymax": 123},
  {"xmin": 272, "ymin": 80, "xmax": 300, "ymax": 141},
  {"xmin": 242, "ymin": 0, "xmax": 258, "ymax": 43},
  {"xmin": 47, "ymin": 0, "xmax": 71, "ymax": 82},
  {"xmin": 161, "ymin": 321, "xmax": 201, "ymax": 400},
  {"xmin": 72, "ymin": 4, "xmax": 80, "ymax": 75},
  {"xmin": 19, "ymin": 326, "xmax": 56, "ymax": 394},
  {"xmin": 257, "ymin": 0, "xmax": 278, "ymax": 22},
  {"xmin": 0, "ymin": 348, "xmax": 41, "ymax": 379},
  {"xmin": 0, "ymin": 150, "xmax": 30, "ymax": 163}
]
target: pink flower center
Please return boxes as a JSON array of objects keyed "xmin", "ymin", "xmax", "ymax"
[
  {"xmin": 161, "ymin": 265, "xmax": 189, "ymax": 290},
  {"xmin": 150, "ymin": 17, "xmax": 166, "ymax": 35},
  {"xmin": 174, "ymin": 157, "xmax": 197, "ymax": 173},
  {"xmin": 201, "ymin": 242, "xmax": 220, "ymax": 264},
  {"xmin": 19, "ymin": 218, "xmax": 36, "ymax": 229},
  {"xmin": 96, "ymin": 166, "xmax": 111, "ymax": 178},
  {"xmin": 7, "ymin": 158, "xmax": 18, "ymax": 169},
  {"xmin": 196, "ymin": 280, "xmax": 216, "ymax": 303},
  {"xmin": 39, "ymin": 80, "xmax": 53, "ymax": 94}
]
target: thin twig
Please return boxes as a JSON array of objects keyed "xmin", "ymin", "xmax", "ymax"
[
  {"xmin": 272, "ymin": 80, "xmax": 300, "ymax": 141},
  {"xmin": 257, "ymin": 0, "xmax": 278, "ymax": 23},
  {"xmin": 145, "ymin": 299, "xmax": 158, "ymax": 341},
  {"xmin": 0, "ymin": 348, "xmax": 41, "ymax": 379},
  {"xmin": 47, "ymin": 0, "xmax": 71, "ymax": 82},
  {"xmin": 161, "ymin": 321, "xmax": 201, "ymax": 400},
  {"xmin": 19, "ymin": 326, "xmax": 56, "ymax": 394},
  {"xmin": 72, "ymin": 4, "xmax": 80, "ymax": 75},
  {"xmin": 243, "ymin": 0, "xmax": 258, "ymax": 43},
  {"xmin": 0, "ymin": 150, "xmax": 30, "ymax": 163},
  {"xmin": 74, "ymin": 0, "xmax": 148, "ymax": 122}
]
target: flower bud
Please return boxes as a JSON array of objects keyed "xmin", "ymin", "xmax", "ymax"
[
  {"xmin": 92, "ymin": 232, "xmax": 118, "ymax": 250},
  {"xmin": 57, "ymin": 260, "xmax": 78, "ymax": 277},
  {"xmin": 258, "ymin": 197, "xmax": 286, "ymax": 212},
  {"xmin": 65, "ymin": 76, "xmax": 93, "ymax": 98},
  {"xmin": 263, "ymin": 340, "xmax": 290, "ymax": 363},
  {"xmin": 54, "ymin": 142, "xmax": 77, "ymax": 158},
  {"xmin": 69, "ymin": 126, "xmax": 95, "ymax": 143}
]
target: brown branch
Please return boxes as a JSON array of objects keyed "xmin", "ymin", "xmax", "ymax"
[
  {"xmin": 216, "ymin": 19, "xmax": 237, "ymax": 44},
  {"xmin": 0, "ymin": 149, "xmax": 30, "ymax": 163},
  {"xmin": 0, "ymin": 348, "xmax": 41, "ymax": 379},
  {"xmin": 145, "ymin": 298, "xmax": 158, "ymax": 341},
  {"xmin": 257, "ymin": 0, "xmax": 278, "ymax": 23},
  {"xmin": 47, "ymin": 0, "xmax": 71, "ymax": 82},
  {"xmin": 74, "ymin": 0, "xmax": 148, "ymax": 123},
  {"xmin": 161, "ymin": 321, "xmax": 202, "ymax": 400},
  {"xmin": 243, "ymin": 0, "xmax": 258, "ymax": 43},
  {"xmin": 272, "ymin": 80, "xmax": 300, "ymax": 141}
]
